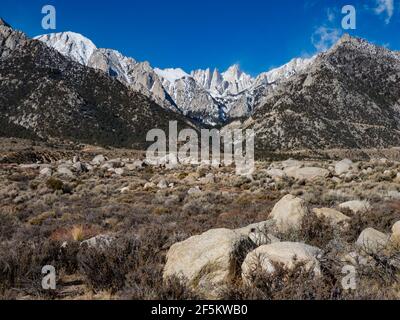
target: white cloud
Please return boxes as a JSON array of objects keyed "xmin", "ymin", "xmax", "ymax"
[
  {"xmin": 311, "ymin": 27, "xmax": 342, "ymax": 52},
  {"xmin": 373, "ymin": 0, "xmax": 394, "ymax": 24}
]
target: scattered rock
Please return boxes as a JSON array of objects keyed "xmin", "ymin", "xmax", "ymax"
[
  {"xmin": 391, "ymin": 221, "xmax": 400, "ymax": 242},
  {"xmin": 114, "ymin": 168, "xmax": 124, "ymax": 175},
  {"xmin": 356, "ymin": 228, "xmax": 390, "ymax": 254},
  {"xmin": 269, "ymin": 194, "xmax": 308, "ymax": 232},
  {"xmin": 73, "ymin": 162, "xmax": 86, "ymax": 172},
  {"xmin": 157, "ymin": 179, "xmax": 168, "ymax": 189},
  {"xmin": 236, "ymin": 220, "xmax": 279, "ymax": 246},
  {"xmin": 40, "ymin": 167, "xmax": 52, "ymax": 177},
  {"xmin": 163, "ymin": 228, "xmax": 255, "ymax": 298},
  {"xmin": 266, "ymin": 168, "xmax": 286, "ymax": 180},
  {"xmin": 81, "ymin": 234, "xmax": 114, "ymax": 249},
  {"xmin": 242, "ymin": 242, "xmax": 322, "ymax": 283},
  {"xmin": 284, "ymin": 166, "xmax": 330, "ymax": 181},
  {"xmin": 312, "ymin": 208, "xmax": 351, "ymax": 228},
  {"xmin": 188, "ymin": 186, "xmax": 202, "ymax": 195},
  {"xmin": 335, "ymin": 159, "xmax": 353, "ymax": 176},
  {"xmin": 144, "ymin": 182, "xmax": 156, "ymax": 190},
  {"xmin": 341, "ymin": 251, "xmax": 375, "ymax": 267},
  {"xmin": 339, "ymin": 200, "xmax": 371, "ymax": 214},
  {"xmin": 20, "ymin": 164, "xmax": 40, "ymax": 170},
  {"xmin": 91, "ymin": 155, "xmax": 106, "ymax": 165},
  {"xmin": 281, "ymin": 159, "xmax": 302, "ymax": 168},
  {"xmin": 385, "ymin": 190, "xmax": 400, "ymax": 200},
  {"xmin": 125, "ymin": 160, "xmax": 143, "ymax": 171},
  {"xmin": 57, "ymin": 166, "xmax": 74, "ymax": 178},
  {"xmin": 120, "ymin": 187, "xmax": 130, "ymax": 194}
]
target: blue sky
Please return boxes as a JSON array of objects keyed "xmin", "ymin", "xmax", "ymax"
[{"xmin": 2, "ymin": 0, "xmax": 400, "ymax": 76}]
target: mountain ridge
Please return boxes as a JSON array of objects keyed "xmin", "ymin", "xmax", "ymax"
[{"xmin": 0, "ymin": 23, "xmax": 194, "ymax": 149}]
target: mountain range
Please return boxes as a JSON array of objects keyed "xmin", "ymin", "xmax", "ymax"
[
  {"xmin": 1, "ymin": 18, "xmax": 400, "ymax": 152},
  {"xmin": 0, "ymin": 20, "xmax": 193, "ymax": 149},
  {"xmin": 35, "ymin": 31, "xmax": 313, "ymax": 125}
]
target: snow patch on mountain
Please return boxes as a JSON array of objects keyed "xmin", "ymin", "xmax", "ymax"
[
  {"xmin": 154, "ymin": 68, "xmax": 189, "ymax": 83},
  {"xmin": 254, "ymin": 57, "xmax": 316, "ymax": 87},
  {"xmin": 34, "ymin": 32, "xmax": 97, "ymax": 65}
]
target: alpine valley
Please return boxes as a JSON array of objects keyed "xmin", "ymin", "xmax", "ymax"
[{"xmin": 1, "ymin": 19, "xmax": 400, "ymax": 151}]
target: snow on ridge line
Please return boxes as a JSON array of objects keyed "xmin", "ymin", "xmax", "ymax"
[
  {"xmin": 154, "ymin": 67, "xmax": 190, "ymax": 83},
  {"xmin": 34, "ymin": 31, "xmax": 97, "ymax": 65}
]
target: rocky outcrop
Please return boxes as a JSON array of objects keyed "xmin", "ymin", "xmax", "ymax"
[{"xmin": 0, "ymin": 25, "xmax": 193, "ymax": 148}]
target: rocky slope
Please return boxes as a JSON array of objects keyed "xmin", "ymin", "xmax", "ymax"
[
  {"xmin": 0, "ymin": 23, "xmax": 193, "ymax": 149},
  {"xmin": 35, "ymin": 32, "xmax": 177, "ymax": 111},
  {"xmin": 242, "ymin": 35, "xmax": 400, "ymax": 151}
]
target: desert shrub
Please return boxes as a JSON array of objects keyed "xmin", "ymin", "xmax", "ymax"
[
  {"xmin": 46, "ymin": 178, "xmax": 73, "ymax": 194},
  {"xmin": 345, "ymin": 201, "xmax": 400, "ymax": 242},
  {"xmin": 222, "ymin": 261, "xmax": 338, "ymax": 300},
  {"xmin": 46, "ymin": 178, "xmax": 64, "ymax": 191},
  {"xmin": 78, "ymin": 236, "xmax": 139, "ymax": 292},
  {"xmin": 0, "ymin": 240, "xmax": 80, "ymax": 297},
  {"xmin": 276, "ymin": 213, "xmax": 337, "ymax": 248}
]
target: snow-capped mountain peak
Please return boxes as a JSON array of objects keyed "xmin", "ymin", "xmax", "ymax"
[
  {"xmin": 254, "ymin": 57, "xmax": 315, "ymax": 86},
  {"xmin": 35, "ymin": 30, "xmax": 319, "ymax": 125},
  {"xmin": 154, "ymin": 67, "xmax": 189, "ymax": 83},
  {"xmin": 222, "ymin": 64, "xmax": 242, "ymax": 82},
  {"xmin": 191, "ymin": 64, "xmax": 254, "ymax": 97},
  {"xmin": 34, "ymin": 31, "xmax": 97, "ymax": 65}
]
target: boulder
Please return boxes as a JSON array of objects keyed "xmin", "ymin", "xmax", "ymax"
[
  {"xmin": 269, "ymin": 195, "xmax": 308, "ymax": 232},
  {"xmin": 356, "ymin": 228, "xmax": 390, "ymax": 254},
  {"xmin": 391, "ymin": 221, "xmax": 400, "ymax": 242},
  {"xmin": 187, "ymin": 186, "xmax": 202, "ymax": 195},
  {"xmin": 157, "ymin": 179, "xmax": 168, "ymax": 189},
  {"xmin": 281, "ymin": 159, "xmax": 302, "ymax": 168},
  {"xmin": 339, "ymin": 200, "xmax": 371, "ymax": 214},
  {"xmin": 242, "ymin": 242, "xmax": 322, "ymax": 283},
  {"xmin": 163, "ymin": 228, "xmax": 255, "ymax": 298},
  {"xmin": 120, "ymin": 187, "xmax": 130, "ymax": 194},
  {"xmin": 20, "ymin": 164, "xmax": 40, "ymax": 170},
  {"xmin": 73, "ymin": 161, "xmax": 87, "ymax": 172},
  {"xmin": 125, "ymin": 160, "xmax": 143, "ymax": 171},
  {"xmin": 57, "ymin": 166, "xmax": 74, "ymax": 178},
  {"xmin": 236, "ymin": 220, "xmax": 279, "ymax": 246},
  {"xmin": 284, "ymin": 166, "xmax": 330, "ymax": 181},
  {"xmin": 39, "ymin": 167, "xmax": 52, "ymax": 177},
  {"xmin": 312, "ymin": 208, "xmax": 351, "ymax": 228},
  {"xmin": 91, "ymin": 155, "xmax": 106, "ymax": 165},
  {"xmin": 143, "ymin": 182, "xmax": 156, "ymax": 190},
  {"xmin": 335, "ymin": 159, "xmax": 353, "ymax": 175},
  {"xmin": 114, "ymin": 168, "xmax": 124, "ymax": 175},
  {"xmin": 81, "ymin": 234, "xmax": 114, "ymax": 249},
  {"xmin": 266, "ymin": 168, "xmax": 286, "ymax": 180}
]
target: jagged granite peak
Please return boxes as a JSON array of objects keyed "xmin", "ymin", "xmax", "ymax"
[
  {"xmin": 156, "ymin": 68, "xmax": 224, "ymax": 125},
  {"xmin": 0, "ymin": 26, "xmax": 194, "ymax": 148},
  {"xmin": 240, "ymin": 34, "xmax": 400, "ymax": 151},
  {"xmin": 191, "ymin": 64, "xmax": 254, "ymax": 97},
  {"xmin": 0, "ymin": 18, "xmax": 11, "ymax": 28}
]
